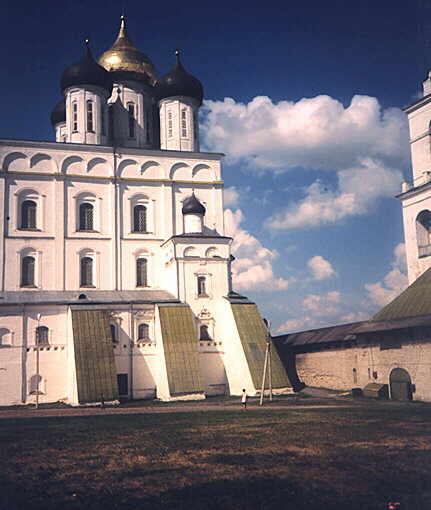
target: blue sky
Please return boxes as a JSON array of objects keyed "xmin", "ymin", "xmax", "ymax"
[{"xmin": 1, "ymin": 0, "xmax": 428, "ymax": 332}]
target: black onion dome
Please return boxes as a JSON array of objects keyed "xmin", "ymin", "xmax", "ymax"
[
  {"xmin": 50, "ymin": 98, "xmax": 66, "ymax": 126},
  {"xmin": 182, "ymin": 194, "xmax": 206, "ymax": 215},
  {"xmin": 155, "ymin": 51, "xmax": 203, "ymax": 105},
  {"xmin": 61, "ymin": 41, "xmax": 112, "ymax": 93}
]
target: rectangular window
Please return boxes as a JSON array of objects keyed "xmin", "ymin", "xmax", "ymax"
[
  {"xmin": 168, "ymin": 111, "xmax": 173, "ymax": 138},
  {"xmin": 87, "ymin": 101, "xmax": 94, "ymax": 132},
  {"xmin": 80, "ymin": 257, "xmax": 93, "ymax": 287},
  {"xmin": 136, "ymin": 258, "xmax": 148, "ymax": 287},
  {"xmin": 197, "ymin": 276, "xmax": 207, "ymax": 296},
  {"xmin": 72, "ymin": 103, "xmax": 78, "ymax": 132},
  {"xmin": 181, "ymin": 109, "xmax": 187, "ymax": 137},
  {"xmin": 128, "ymin": 104, "xmax": 135, "ymax": 138}
]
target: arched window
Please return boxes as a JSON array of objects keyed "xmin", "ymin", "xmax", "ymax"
[
  {"xmin": 197, "ymin": 276, "xmax": 207, "ymax": 296},
  {"xmin": 133, "ymin": 205, "xmax": 147, "ymax": 232},
  {"xmin": 80, "ymin": 257, "xmax": 93, "ymax": 287},
  {"xmin": 36, "ymin": 326, "xmax": 49, "ymax": 345},
  {"xmin": 199, "ymin": 325, "xmax": 211, "ymax": 340},
  {"xmin": 21, "ymin": 256, "xmax": 35, "ymax": 287},
  {"xmin": 110, "ymin": 324, "xmax": 117, "ymax": 343},
  {"xmin": 21, "ymin": 200, "xmax": 37, "ymax": 229},
  {"xmin": 168, "ymin": 111, "xmax": 173, "ymax": 138},
  {"xmin": 128, "ymin": 103, "xmax": 135, "ymax": 138},
  {"xmin": 72, "ymin": 102, "xmax": 78, "ymax": 132},
  {"xmin": 138, "ymin": 323, "xmax": 149, "ymax": 340},
  {"xmin": 0, "ymin": 328, "xmax": 11, "ymax": 346},
  {"xmin": 181, "ymin": 109, "xmax": 187, "ymax": 138},
  {"xmin": 86, "ymin": 100, "xmax": 94, "ymax": 132},
  {"xmin": 79, "ymin": 203, "xmax": 94, "ymax": 231},
  {"xmin": 416, "ymin": 210, "xmax": 431, "ymax": 257},
  {"xmin": 136, "ymin": 258, "xmax": 148, "ymax": 287},
  {"xmin": 29, "ymin": 374, "xmax": 44, "ymax": 395}
]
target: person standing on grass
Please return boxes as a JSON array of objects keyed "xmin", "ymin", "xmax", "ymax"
[{"xmin": 241, "ymin": 389, "xmax": 247, "ymax": 410}]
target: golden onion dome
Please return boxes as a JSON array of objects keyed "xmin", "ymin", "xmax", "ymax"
[{"xmin": 99, "ymin": 16, "xmax": 156, "ymax": 85}]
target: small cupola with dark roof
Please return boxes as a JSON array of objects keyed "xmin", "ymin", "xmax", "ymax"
[
  {"xmin": 61, "ymin": 40, "xmax": 112, "ymax": 93},
  {"xmin": 182, "ymin": 193, "xmax": 205, "ymax": 234},
  {"xmin": 156, "ymin": 50, "xmax": 203, "ymax": 152},
  {"xmin": 155, "ymin": 50, "xmax": 203, "ymax": 105}
]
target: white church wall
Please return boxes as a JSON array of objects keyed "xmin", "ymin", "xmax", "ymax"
[
  {"xmin": 214, "ymin": 299, "xmax": 256, "ymax": 396},
  {"xmin": 0, "ymin": 346, "xmax": 22, "ymax": 406},
  {"xmin": 132, "ymin": 346, "xmax": 158, "ymax": 399},
  {"xmin": 7, "ymin": 175, "xmax": 56, "ymax": 237},
  {"xmin": 0, "ymin": 310, "xmax": 23, "ymax": 406},
  {"xmin": 5, "ymin": 239, "xmax": 58, "ymax": 291},
  {"xmin": 198, "ymin": 350, "xmax": 228, "ymax": 396},
  {"xmin": 407, "ymin": 100, "xmax": 431, "ymax": 183},
  {"xmin": 64, "ymin": 239, "xmax": 113, "ymax": 290},
  {"xmin": 401, "ymin": 186, "xmax": 431, "ymax": 283}
]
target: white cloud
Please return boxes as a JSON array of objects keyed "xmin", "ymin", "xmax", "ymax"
[
  {"xmin": 302, "ymin": 291, "xmax": 341, "ymax": 316},
  {"xmin": 201, "ymin": 95, "xmax": 408, "ymax": 173},
  {"xmin": 266, "ymin": 159, "xmax": 402, "ymax": 230},
  {"xmin": 223, "ymin": 186, "xmax": 240, "ymax": 208},
  {"xmin": 202, "ymin": 95, "xmax": 407, "ymax": 229},
  {"xmin": 275, "ymin": 317, "xmax": 315, "ymax": 334},
  {"xmin": 364, "ymin": 243, "xmax": 408, "ymax": 307},
  {"xmin": 274, "ymin": 290, "xmax": 366, "ymax": 334},
  {"xmin": 224, "ymin": 208, "xmax": 289, "ymax": 292},
  {"xmin": 307, "ymin": 255, "xmax": 336, "ymax": 280}
]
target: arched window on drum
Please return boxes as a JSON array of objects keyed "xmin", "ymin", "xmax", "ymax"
[{"xmin": 416, "ymin": 210, "xmax": 431, "ymax": 257}]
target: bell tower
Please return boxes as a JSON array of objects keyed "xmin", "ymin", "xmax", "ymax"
[{"xmin": 401, "ymin": 71, "xmax": 431, "ymax": 283}]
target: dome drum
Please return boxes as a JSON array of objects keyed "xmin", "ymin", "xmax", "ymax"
[{"xmin": 50, "ymin": 99, "xmax": 66, "ymax": 126}]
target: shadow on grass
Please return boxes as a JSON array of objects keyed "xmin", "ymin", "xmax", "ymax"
[{"xmin": 3, "ymin": 474, "xmax": 429, "ymax": 510}]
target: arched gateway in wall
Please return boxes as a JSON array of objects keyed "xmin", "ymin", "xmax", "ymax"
[{"xmin": 389, "ymin": 368, "xmax": 413, "ymax": 401}]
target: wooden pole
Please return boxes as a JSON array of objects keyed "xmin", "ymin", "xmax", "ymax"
[
  {"xmin": 268, "ymin": 321, "xmax": 273, "ymax": 401},
  {"xmin": 259, "ymin": 343, "xmax": 269, "ymax": 406}
]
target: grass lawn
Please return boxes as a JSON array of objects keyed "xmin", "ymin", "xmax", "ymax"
[{"xmin": 1, "ymin": 404, "xmax": 430, "ymax": 509}]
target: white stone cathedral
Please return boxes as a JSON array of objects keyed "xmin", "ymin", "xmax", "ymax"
[{"xmin": 0, "ymin": 18, "xmax": 290, "ymax": 406}]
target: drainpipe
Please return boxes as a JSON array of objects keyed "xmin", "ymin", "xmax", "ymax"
[
  {"xmin": 129, "ymin": 303, "xmax": 134, "ymax": 400},
  {"xmin": 21, "ymin": 304, "xmax": 27, "ymax": 403},
  {"xmin": 109, "ymin": 102, "xmax": 120, "ymax": 291}
]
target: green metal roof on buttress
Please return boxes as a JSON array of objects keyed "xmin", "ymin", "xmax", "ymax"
[{"xmin": 373, "ymin": 267, "xmax": 431, "ymax": 321}]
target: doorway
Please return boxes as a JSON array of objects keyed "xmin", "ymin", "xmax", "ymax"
[
  {"xmin": 389, "ymin": 368, "xmax": 413, "ymax": 401},
  {"xmin": 117, "ymin": 374, "xmax": 129, "ymax": 397}
]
